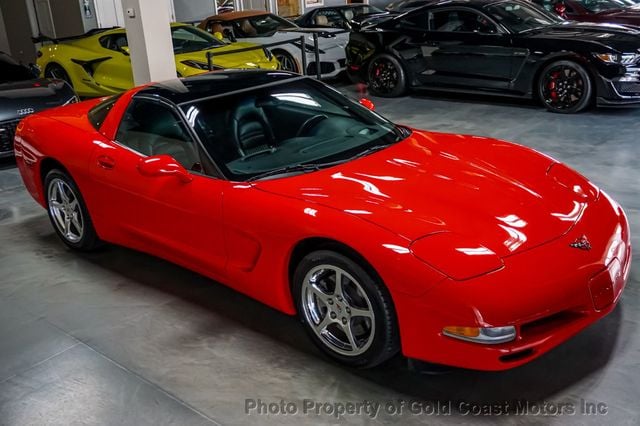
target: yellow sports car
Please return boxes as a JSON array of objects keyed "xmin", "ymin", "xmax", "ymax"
[{"xmin": 35, "ymin": 23, "xmax": 279, "ymax": 98}]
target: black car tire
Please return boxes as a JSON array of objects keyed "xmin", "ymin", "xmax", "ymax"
[
  {"xmin": 293, "ymin": 250, "xmax": 400, "ymax": 368},
  {"xmin": 274, "ymin": 50, "xmax": 300, "ymax": 74},
  {"xmin": 367, "ymin": 53, "xmax": 407, "ymax": 98},
  {"xmin": 537, "ymin": 60, "xmax": 593, "ymax": 114},
  {"xmin": 45, "ymin": 64, "xmax": 72, "ymax": 87},
  {"xmin": 44, "ymin": 169, "xmax": 101, "ymax": 251}
]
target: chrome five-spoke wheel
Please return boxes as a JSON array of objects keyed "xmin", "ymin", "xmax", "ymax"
[
  {"xmin": 48, "ymin": 177, "xmax": 84, "ymax": 243},
  {"xmin": 302, "ymin": 265, "xmax": 375, "ymax": 356},
  {"xmin": 44, "ymin": 169, "xmax": 100, "ymax": 251},
  {"xmin": 294, "ymin": 250, "xmax": 399, "ymax": 368}
]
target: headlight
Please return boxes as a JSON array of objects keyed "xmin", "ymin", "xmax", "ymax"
[
  {"xmin": 181, "ymin": 60, "xmax": 222, "ymax": 70},
  {"xmin": 410, "ymin": 232, "xmax": 503, "ymax": 281},
  {"xmin": 594, "ymin": 52, "xmax": 640, "ymax": 65},
  {"xmin": 443, "ymin": 325, "xmax": 516, "ymax": 344}
]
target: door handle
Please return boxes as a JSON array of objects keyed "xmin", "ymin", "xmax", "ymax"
[{"xmin": 97, "ymin": 155, "xmax": 116, "ymax": 170}]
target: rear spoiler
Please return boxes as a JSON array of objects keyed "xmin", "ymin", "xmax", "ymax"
[{"xmin": 32, "ymin": 27, "xmax": 120, "ymax": 45}]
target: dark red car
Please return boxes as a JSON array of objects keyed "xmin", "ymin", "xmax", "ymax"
[{"xmin": 534, "ymin": 0, "xmax": 640, "ymax": 24}]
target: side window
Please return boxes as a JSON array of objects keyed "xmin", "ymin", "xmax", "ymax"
[
  {"xmin": 402, "ymin": 12, "xmax": 428, "ymax": 28},
  {"xmin": 314, "ymin": 9, "xmax": 344, "ymax": 28},
  {"xmin": 99, "ymin": 33, "xmax": 128, "ymax": 51},
  {"xmin": 116, "ymin": 99, "xmax": 201, "ymax": 171},
  {"xmin": 429, "ymin": 9, "xmax": 498, "ymax": 33}
]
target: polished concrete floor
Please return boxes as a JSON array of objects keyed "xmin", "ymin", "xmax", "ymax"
[{"xmin": 0, "ymin": 88, "xmax": 638, "ymax": 425}]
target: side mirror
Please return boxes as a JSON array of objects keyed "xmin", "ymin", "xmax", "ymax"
[
  {"xmin": 137, "ymin": 155, "xmax": 193, "ymax": 184},
  {"xmin": 119, "ymin": 46, "xmax": 130, "ymax": 56},
  {"xmin": 359, "ymin": 98, "xmax": 375, "ymax": 111},
  {"xmin": 213, "ymin": 31, "xmax": 224, "ymax": 41}
]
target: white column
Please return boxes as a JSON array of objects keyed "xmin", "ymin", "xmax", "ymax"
[{"xmin": 121, "ymin": 0, "xmax": 176, "ymax": 86}]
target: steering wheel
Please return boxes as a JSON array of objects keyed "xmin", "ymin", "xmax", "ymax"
[{"xmin": 296, "ymin": 115, "xmax": 328, "ymax": 137}]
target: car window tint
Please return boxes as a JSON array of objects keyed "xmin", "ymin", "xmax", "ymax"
[
  {"xmin": 232, "ymin": 14, "xmax": 297, "ymax": 38},
  {"xmin": 402, "ymin": 12, "xmax": 428, "ymax": 28},
  {"xmin": 430, "ymin": 9, "xmax": 498, "ymax": 33},
  {"xmin": 88, "ymin": 94, "xmax": 121, "ymax": 131},
  {"xmin": 182, "ymin": 79, "xmax": 401, "ymax": 181},
  {"xmin": 99, "ymin": 33, "xmax": 128, "ymax": 51},
  {"xmin": 314, "ymin": 9, "xmax": 344, "ymax": 27},
  {"xmin": 116, "ymin": 99, "xmax": 201, "ymax": 171}
]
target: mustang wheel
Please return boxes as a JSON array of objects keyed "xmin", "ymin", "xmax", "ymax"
[
  {"xmin": 274, "ymin": 50, "xmax": 300, "ymax": 74},
  {"xmin": 44, "ymin": 169, "xmax": 100, "ymax": 251},
  {"xmin": 293, "ymin": 250, "xmax": 399, "ymax": 368},
  {"xmin": 45, "ymin": 64, "xmax": 72, "ymax": 87},
  {"xmin": 367, "ymin": 53, "xmax": 407, "ymax": 98},
  {"xmin": 538, "ymin": 60, "xmax": 592, "ymax": 113}
]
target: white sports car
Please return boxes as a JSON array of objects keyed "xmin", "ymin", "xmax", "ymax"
[{"xmin": 198, "ymin": 10, "xmax": 348, "ymax": 78}]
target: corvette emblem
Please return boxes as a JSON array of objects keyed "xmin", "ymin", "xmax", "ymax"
[{"xmin": 570, "ymin": 235, "xmax": 591, "ymax": 251}]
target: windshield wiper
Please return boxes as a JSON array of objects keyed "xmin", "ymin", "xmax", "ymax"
[
  {"xmin": 247, "ymin": 163, "xmax": 321, "ymax": 182},
  {"xmin": 348, "ymin": 143, "xmax": 393, "ymax": 161}
]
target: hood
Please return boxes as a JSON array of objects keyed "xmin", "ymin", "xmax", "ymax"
[
  {"xmin": 255, "ymin": 131, "xmax": 595, "ymax": 258},
  {"xmin": 524, "ymin": 21, "xmax": 640, "ymax": 52},
  {"xmin": 0, "ymin": 79, "xmax": 75, "ymax": 123},
  {"xmin": 177, "ymin": 42, "xmax": 276, "ymax": 70}
]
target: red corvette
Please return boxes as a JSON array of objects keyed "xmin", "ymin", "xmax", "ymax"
[{"xmin": 14, "ymin": 71, "xmax": 631, "ymax": 370}]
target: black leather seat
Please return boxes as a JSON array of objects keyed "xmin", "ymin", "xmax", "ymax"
[{"xmin": 230, "ymin": 98, "xmax": 275, "ymax": 156}]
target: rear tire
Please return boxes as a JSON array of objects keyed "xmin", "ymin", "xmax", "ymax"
[
  {"xmin": 44, "ymin": 64, "xmax": 72, "ymax": 87},
  {"xmin": 367, "ymin": 53, "xmax": 407, "ymax": 98},
  {"xmin": 274, "ymin": 50, "xmax": 300, "ymax": 74},
  {"xmin": 44, "ymin": 169, "xmax": 101, "ymax": 251},
  {"xmin": 537, "ymin": 60, "xmax": 593, "ymax": 113}
]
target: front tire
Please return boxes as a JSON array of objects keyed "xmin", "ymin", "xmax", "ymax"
[
  {"xmin": 44, "ymin": 169, "xmax": 100, "ymax": 251},
  {"xmin": 537, "ymin": 60, "xmax": 593, "ymax": 113},
  {"xmin": 367, "ymin": 53, "xmax": 407, "ymax": 98},
  {"xmin": 293, "ymin": 250, "xmax": 399, "ymax": 368}
]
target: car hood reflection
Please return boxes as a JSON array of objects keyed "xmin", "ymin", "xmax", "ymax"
[{"xmin": 255, "ymin": 131, "xmax": 589, "ymax": 257}]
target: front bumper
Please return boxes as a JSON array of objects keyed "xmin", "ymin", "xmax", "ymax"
[
  {"xmin": 596, "ymin": 61, "xmax": 640, "ymax": 106},
  {"xmin": 393, "ymin": 191, "xmax": 631, "ymax": 371}
]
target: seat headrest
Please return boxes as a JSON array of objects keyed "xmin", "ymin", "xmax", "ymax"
[{"xmin": 315, "ymin": 15, "xmax": 329, "ymax": 26}]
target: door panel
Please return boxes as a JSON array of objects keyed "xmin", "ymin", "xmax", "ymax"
[
  {"xmin": 89, "ymin": 140, "xmax": 227, "ymax": 276},
  {"xmin": 88, "ymin": 98, "xmax": 227, "ymax": 275},
  {"xmin": 417, "ymin": 33, "xmax": 516, "ymax": 89}
]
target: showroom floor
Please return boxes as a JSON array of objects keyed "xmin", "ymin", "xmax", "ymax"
[{"xmin": 0, "ymin": 87, "xmax": 638, "ymax": 425}]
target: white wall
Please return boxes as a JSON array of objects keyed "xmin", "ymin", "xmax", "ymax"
[
  {"xmin": 173, "ymin": 0, "xmax": 215, "ymax": 22},
  {"xmin": 94, "ymin": 0, "xmax": 175, "ymax": 27}
]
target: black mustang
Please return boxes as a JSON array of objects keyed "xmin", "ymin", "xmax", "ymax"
[
  {"xmin": 0, "ymin": 52, "xmax": 77, "ymax": 157},
  {"xmin": 346, "ymin": 0, "xmax": 640, "ymax": 112}
]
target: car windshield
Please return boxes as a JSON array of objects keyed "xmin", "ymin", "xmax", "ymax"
[
  {"xmin": 0, "ymin": 54, "xmax": 35, "ymax": 83},
  {"xmin": 232, "ymin": 14, "xmax": 298, "ymax": 37},
  {"xmin": 171, "ymin": 25, "xmax": 224, "ymax": 53},
  {"xmin": 182, "ymin": 78, "xmax": 406, "ymax": 181},
  {"xmin": 574, "ymin": 0, "xmax": 631, "ymax": 12},
  {"xmin": 486, "ymin": 1, "xmax": 561, "ymax": 33}
]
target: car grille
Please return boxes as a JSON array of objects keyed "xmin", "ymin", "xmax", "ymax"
[
  {"xmin": 614, "ymin": 62, "xmax": 640, "ymax": 96},
  {"xmin": 0, "ymin": 119, "xmax": 20, "ymax": 157}
]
